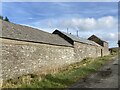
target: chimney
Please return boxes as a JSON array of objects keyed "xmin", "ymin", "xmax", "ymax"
[
  {"xmin": 77, "ymin": 30, "xmax": 78, "ymax": 37},
  {"xmin": 67, "ymin": 28, "xmax": 68, "ymax": 33}
]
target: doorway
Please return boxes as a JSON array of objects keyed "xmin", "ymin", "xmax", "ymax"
[{"xmin": 101, "ymin": 49, "xmax": 103, "ymax": 57}]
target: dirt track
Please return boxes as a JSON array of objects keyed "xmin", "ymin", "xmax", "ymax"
[{"xmin": 69, "ymin": 56, "xmax": 119, "ymax": 88}]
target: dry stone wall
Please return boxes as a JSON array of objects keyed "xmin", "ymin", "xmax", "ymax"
[
  {"xmin": 103, "ymin": 42, "xmax": 110, "ymax": 56},
  {"xmin": 1, "ymin": 38, "xmax": 75, "ymax": 81},
  {"xmin": 1, "ymin": 38, "xmax": 107, "ymax": 84},
  {"xmin": 0, "ymin": 40, "xmax": 2, "ymax": 87},
  {"xmin": 74, "ymin": 42, "xmax": 102, "ymax": 61}
]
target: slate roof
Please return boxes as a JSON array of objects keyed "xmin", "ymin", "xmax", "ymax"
[
  {"xmin": 1, "ymin": 20, "xmax": 72, "ymax": 47},
  {"xmin": 62, "ymin": 32, "xmax": 100, "ymax": 46},
  {"xmin": 53, "ymin": 30, "xmax": 100, "ymax": 46},
  {"xmin": 88, "ymin": 35, "xmax": 108, "ymax": 43}
]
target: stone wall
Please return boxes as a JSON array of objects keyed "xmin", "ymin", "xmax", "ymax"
[
  {"xmin": 103, "ymin": 42, "xmax": 110, "ymax": 56},
  {"xmin": 74, "ymin": 42, "xmax": 102, "ymax": 61},
  {"xmin": 0, "ymin": 40, "xmax": 2, "ymax": 88},
  {"xmin": 1, "ymin": 38, "xmax": 75, "ymax": 81},
  {"xmin": 1, "ymin": 38, "xmax": 108, "ymax": 84}
]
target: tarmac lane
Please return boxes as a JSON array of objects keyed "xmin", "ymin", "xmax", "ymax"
[{"xmin": 69, "ymin": 56, "xmax": 119, "ymax": 88}]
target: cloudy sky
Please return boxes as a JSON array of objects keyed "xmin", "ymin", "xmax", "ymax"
[{"xmin": 2, "ymin": 2, "xmax": 118, "ymax": 48}]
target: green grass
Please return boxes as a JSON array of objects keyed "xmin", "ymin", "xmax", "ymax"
[{"xmin": 3, "ymin": 54, "xmax": 116, "ymax": 88}]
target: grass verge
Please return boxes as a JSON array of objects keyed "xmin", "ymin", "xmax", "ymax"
[{"xmin": 2, "ymin": 54, "xmax": 116, "ymax": 88}]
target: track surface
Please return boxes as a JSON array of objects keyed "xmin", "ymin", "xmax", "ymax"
[{"xmin": 69, "ymin": 56, "xmax": 119, "ymax": 88}]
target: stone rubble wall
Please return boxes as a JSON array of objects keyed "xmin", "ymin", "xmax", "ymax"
[
  {"xmin": 1, "ymin": 38, "xmax": 109, "ymax": 85},
  {"xmin": 103, "ymin": 42, "xmax": 110, "ymax": 56},
  {"xmin": 74, "ymin": 42, "xmax": 102, "ymax": 61},
  {"xmin": 1, "ymin": 38, "xmax": 75, "ymax": 81}
]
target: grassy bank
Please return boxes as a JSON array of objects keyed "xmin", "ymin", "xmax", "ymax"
[{"xmin": 3, "ymin": 54, "xmax": 116, "ymax": 88}]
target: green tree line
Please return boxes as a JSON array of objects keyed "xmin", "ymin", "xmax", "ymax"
[
  {"xmin": 118, "ymin": 40, "xmax": 120, "ymax": 47},
  {"xmin": 0, "ymin": 16, "xmax": 10, "ymax": 22}
]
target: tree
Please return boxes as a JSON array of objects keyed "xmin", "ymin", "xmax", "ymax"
[
  {"xmin": 4, "ymin": 16, "xmax": 10, "ymax": 22},
  {"xmin": 0, "ymin": 16, "xmax": 3, "ymax": 20},
  {"xmin": 118, "ymin": 40, "xmax": 120, "ymax": 47}
]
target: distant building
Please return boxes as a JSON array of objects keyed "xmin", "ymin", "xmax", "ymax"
[
  {"xmin": 53, "ymin": 30, "xmax": 103, "ymax": 60},
  {"xmin": 88, "ymin": 35, "xmax": 109, "ymax": 56}
]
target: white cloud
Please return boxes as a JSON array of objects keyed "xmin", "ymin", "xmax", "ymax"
[
  {"xmin": 97, "ymin": 16, "xmax": 116, "ymax": 29},
  {"xmin": 109, "ymin": 33, "xmax": 116, "ymax": 39},
  {"xmin": 29, "ymin": 16, "xmax": 116, "ymax": 32},
  {"xmin": 27, "ymin": 17, "xmax": 34, "ymax": 20},
  {"xmin": 103, "ymin": 32, "xmax": 118, "ymax": 41},
  {"xmin": 56, "ymin": 16, "xmax": 117, "ymax": 31}
]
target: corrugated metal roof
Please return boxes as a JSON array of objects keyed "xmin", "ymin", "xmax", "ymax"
[
  {"xmin": 1, "ymin": 20, "xmax": 72, "ymax": 47},
  {"xmin": 62, "ymin": 32, "xmax": 100, "ymax": 46}
]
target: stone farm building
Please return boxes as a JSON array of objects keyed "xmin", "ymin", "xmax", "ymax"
[{"xmin": 0, "ymin": 20, "xmax": 109, "ymax": 85}]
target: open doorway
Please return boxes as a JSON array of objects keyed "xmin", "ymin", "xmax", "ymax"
[{"xmin": 101, "ymin": 49, "xmax": 103, "ymax": 57}]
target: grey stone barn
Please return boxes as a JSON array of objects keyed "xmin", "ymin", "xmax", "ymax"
[
  {"xmin": 88, "ymin": 35, "xmax": 109, "ymax": 56},
  {"xmin": 0, "ymin": 20, "xmax": 109, "ymax": 85},
  {"xmin": 53, "ymin": 30, "xmax": 108, "ymax": 60}
]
